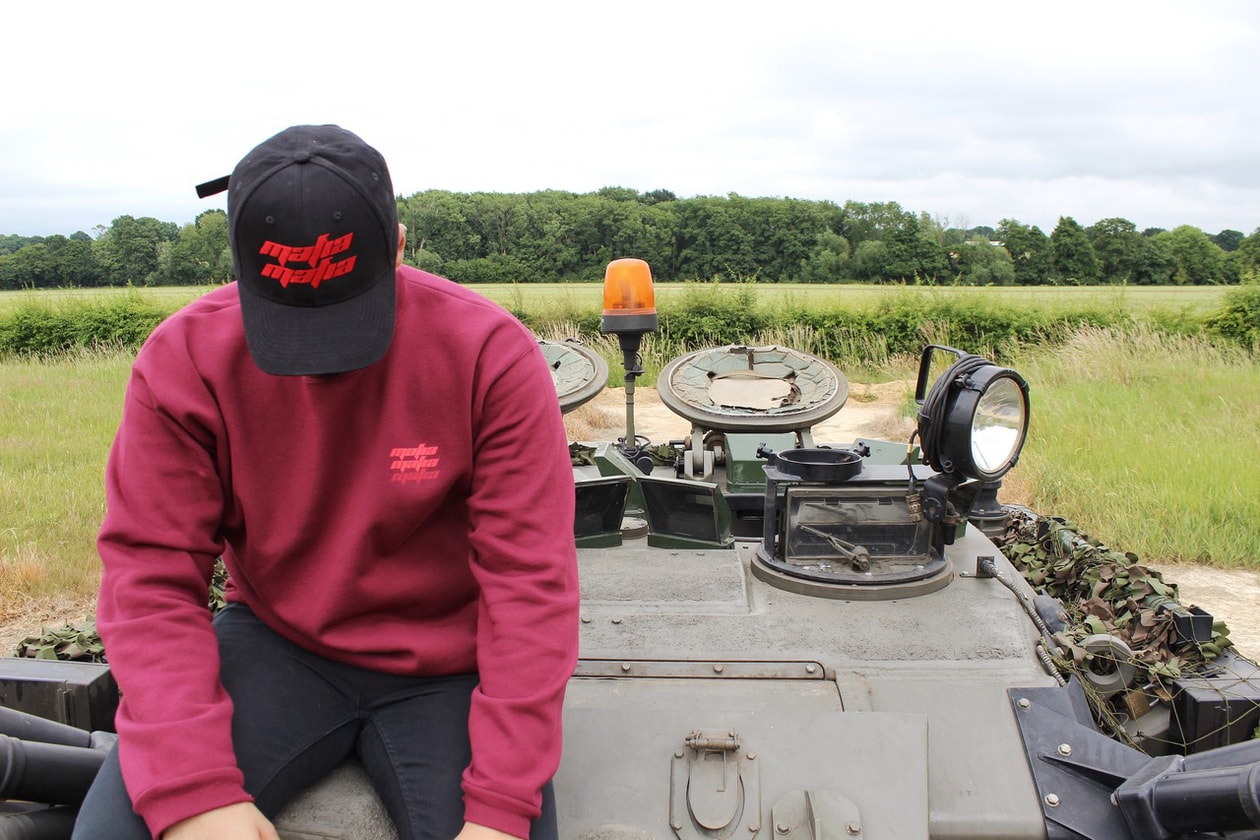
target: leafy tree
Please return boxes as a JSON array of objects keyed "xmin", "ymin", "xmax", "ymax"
[
  {"xmin": 996, "ymin": 219, "xmax": 1052, "ymax": 285},
  {"xmin": 882, "ymin": 214, "xmax": 949, "ymax": 281},
  {"xmin": 514, "ymin": 191, "xmax": 585, "ymax": 280},
  {"xmin": 799, "ymin": 231, "xmax": 851, "ymax": 282},
  {"xmin": 640, "ymin": 189, "xmax": 677, "ymax": 206},
  {"xmin": 672, "ymin": 196, "xmax": 757, "ymax": 280},
  {"xmin": 725, "ymin": 195, "xmax": 839, "ymax": 282},
  {"xmin": 1155, "ymin": 225, "xmax": 1228, "ymax": 285},
  {"xmin": 155, "ymin": 210, "xmax": 231, "ymax": 285},
  {"xmin": 1235, "ymin": 227, "xmax": 1260, "ymax": 276},
  {"xmin": 0, "ymin": 234, "xmax": 43, "ymax": 257},
  {"xmin": 1212, "ymin": 229, "xmax": 1244, "ymax": 252},
  {"xmin": 596, "ymin": 186, "xmax": 641, "ymax": 203},
  {"xmin": 441, "ymin": 253, "xmax": 529, "ymax": 285},
  {"xmin": 399, "ymin": 190, "xmax": 483, "ymax": 265},
  {"xmin": 465, "ymin": 193, "xmax": 523, "ymax": 258},
  {"xmin": 1050, "ymin": 217, "xmax": 1100, "ymax": 284},
  {"xmin": 1, "ymin": 242, "xmax": 56, "ymax": 288},
  {"xmin": 838, "ymin": 200, "xmax": 911, "ymax": 253},
  {"xmin": 1087, "ymin": 217, "xmax": 1145, "ymax": 284},
  {"xmin": 850, "ymin": 239, "xmax": 889, "ymax": 281},
  {"xmin": 571, "ymin": 194, "xmax": 674, "ymax": 279},
  {"xmin": 949, "ymin": 236, "xmax": 1015, "ymax": 285},
  {"xmin": 0, "ymin": 235, "xmax": 101, "ymax": 288},
  {"xmin": 1130, "ymin": 234, "xmax": 1175, "ymax": 286},
  {"xmin": 93, "ymin": 215, "xmax": 178, "ymax": 286},
  {"xmin": 50, "ymin": 234, "xmax": 100, "ymax": 286},
  {"xmin": 837, "ymin": 202, "xmax": 947, "ymax": 281}
]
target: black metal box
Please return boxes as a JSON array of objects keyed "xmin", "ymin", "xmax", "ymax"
[
  {"xmin": 1171, "ymin": 652, "xmax": 1260, "ymax": 753},
  {"xmin": 0, "ymin": 658, "xmax": 118, "ymax": 733}
]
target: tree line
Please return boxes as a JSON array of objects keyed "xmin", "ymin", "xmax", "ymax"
[{"xmin": 2, "ymin": 188, "xmax": 1257, "ymax": 290}]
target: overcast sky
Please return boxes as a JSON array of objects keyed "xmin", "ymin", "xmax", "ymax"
[{"xmin": 3, "ymin": 1, "xmax": 1257, "ymax": 239}]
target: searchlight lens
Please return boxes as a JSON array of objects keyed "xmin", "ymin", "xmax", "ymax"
[
  {"xmin": 970, "ymin": 374, "xmax": 1028, "ymax": 477},
  {"xmin": 916, "ymin": 345, "xmax": 1030, "ymax": 481}
]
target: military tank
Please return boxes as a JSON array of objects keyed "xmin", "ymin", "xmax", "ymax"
[{"xmin": 3, "ymin": 258, "xmax": 1260, "ymax": 839}]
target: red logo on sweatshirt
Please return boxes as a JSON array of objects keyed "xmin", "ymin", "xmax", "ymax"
[
  {"xmin": 390, "ymin": 443, "xmax": 441, "ymax": 483},
  {"xmin": 259, "ymin": 232, "xmax": 356, "ymax": 289}
]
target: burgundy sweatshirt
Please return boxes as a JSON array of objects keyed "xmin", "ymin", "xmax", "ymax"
[{"xmin": 96, "ymin": 266, "xmax": 580, "ymax": 838}]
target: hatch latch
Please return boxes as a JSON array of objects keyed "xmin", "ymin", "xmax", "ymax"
[{"xmin": 669, "ymin": 729, "xmax": 761, "ymax": 838}]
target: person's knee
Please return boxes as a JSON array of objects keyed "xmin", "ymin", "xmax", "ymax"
[{"xmin": 71, "ymin": 747, "xmax": 149, "ymax": 840}]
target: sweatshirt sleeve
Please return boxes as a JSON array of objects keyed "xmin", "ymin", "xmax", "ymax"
[
  {"xmin": 96, "ymin": 345, "xmax": 252, "ymax": 837},
  {"xmin": 459, "ymin": 334, "xmax": 581, "ymax": 837}
]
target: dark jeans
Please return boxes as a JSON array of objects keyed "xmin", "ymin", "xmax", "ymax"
[{"xmin": 73, "ymin": 604, "xmax": 556, "ymax": 840}]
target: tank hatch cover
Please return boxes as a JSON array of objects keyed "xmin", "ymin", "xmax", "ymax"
[
  {"xmin": 657, "ymin": 345, "xmax": 848, "ymax": 433},
  {"xmin": 538, "ymin": 338, "xmax": 609, "ymax": 414}
]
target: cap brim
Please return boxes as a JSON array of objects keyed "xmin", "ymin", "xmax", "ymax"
[{"xmin": 239, "ymin": 268, "xmax": 396, "ymax": 376}]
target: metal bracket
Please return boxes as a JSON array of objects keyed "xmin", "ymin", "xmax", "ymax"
[
  {"xmin": 770, "ymin": 789, "xmax": 864, "ymax": 839},
  {"xmin": 669, "ymin": 729, "xmax": 761, "ymax": 838},
  {"xmin": 1008, "ymin": 681, "xmax": 1148, "ymax": 839}
]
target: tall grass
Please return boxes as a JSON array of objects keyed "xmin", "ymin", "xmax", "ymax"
[
  {"xmin": 1015, "ymin": 326, "xmax": 1260, "ymax": 567},
  {"xmin": 1, "ymin": 348, "xmax": 131, "ymax": 617}
]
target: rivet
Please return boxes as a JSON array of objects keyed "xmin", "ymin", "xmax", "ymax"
[
  {"xmin": 1045, "ymin": 793, "xmax": 1061, "ymax": 807},
  {"xmin": 1057, "ymin": 743, "xmax": 1072, "ymax": 756},
  {"xmin": 775, "ymin": 822, "xmax": 790, "ymax": 835},
  {"xmin": 713, "ymin": 664, "xmax": 724, "ymax": 673},
  {"xmin": 621, "ymin": 663, "xmax": 631, "ymax": 672},
  {"xmin": 846, "ymin": 821, "xmax": 861, "ymax": 836},
  {"xmin": 747, "ymin": 753, "xmax": 756, "ymax": 760},
  {"xmin": 580, "ymin": 616, "xmax": 591, "ymax": 624},
  {"xmin": 611, "ymin": 618, "xmax": 622, "ymax": 624},
  {"xmin": 805, "ymin": 663, "xmax": 817, "ymax": 674},
  {"xmin": 674, "ymin": 750, "xmax": 684, "ymax": 758},
  {"xmin": 672, "ymin": 822, "xmax": 683, "ymax": 831},
  {"xmin": 1017, "ymin": 697, "xmax": 1031, "ymax": 709}
]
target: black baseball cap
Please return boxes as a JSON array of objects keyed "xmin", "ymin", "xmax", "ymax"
[{"xmin": 197, "ymin": 125, "xmax": 399, "ymax": 376}]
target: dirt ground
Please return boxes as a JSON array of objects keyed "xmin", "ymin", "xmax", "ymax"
[{"xmin": 4, "ymin": 383, "xmax": 1258, "ymax": 659}]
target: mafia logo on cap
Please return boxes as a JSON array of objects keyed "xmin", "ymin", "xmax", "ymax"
[{"xmin": 259, "ymin": 232, "xmax": 356, "ymax": 289}]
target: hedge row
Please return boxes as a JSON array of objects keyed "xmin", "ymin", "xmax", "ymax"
[{"xmin": 3, "ymin": 285, "xmax": 1257, "ymax": 362}]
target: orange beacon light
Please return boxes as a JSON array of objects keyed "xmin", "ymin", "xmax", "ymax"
[
  {"xmin": 600, "ymin": 258, "xmax": 658, "ymax": 459},
  {"xmin": 601, "ymin": 258, "xmax": 658, "ymax": 336}
]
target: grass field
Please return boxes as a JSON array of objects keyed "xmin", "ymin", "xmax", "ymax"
[
  {"xmin": 1, "ymin": 350, "xmax": 132, "ymax": 616},
  {"xmin": 1014, "ymin": 328, "xmax": 1260, "ymax": 565}
]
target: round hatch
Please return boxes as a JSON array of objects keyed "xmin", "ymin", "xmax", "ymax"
[
  {"xmin": 657, "ymin": 345, "xmax": 848, "ymax": 433},
  {"xmin": 538, "ymin": 338, "xmax": 609, "ymax": 414}
]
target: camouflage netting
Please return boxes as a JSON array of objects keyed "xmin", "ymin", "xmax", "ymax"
[
  {"xmin": 14, "ymin": 560, "xmax": 229, "ymax": 662},
  {"xmin": 999, "ymin": 506, "xmax": 1259, "ymax": 745},
  {"xmin": 14, "ymin": 620, "xmax": 105, "ymax": 662}
]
